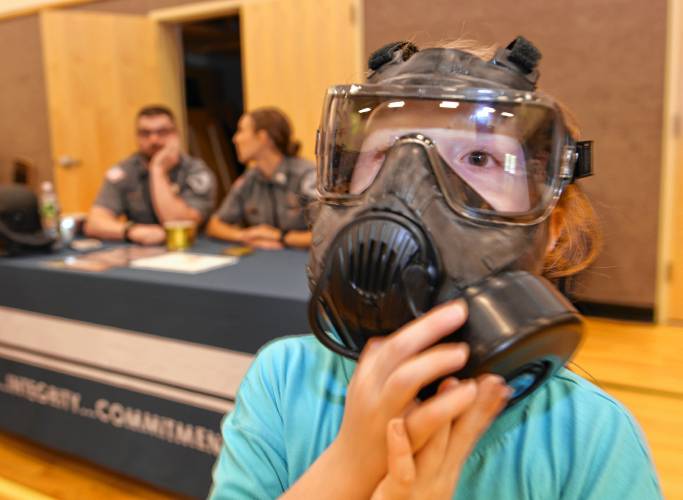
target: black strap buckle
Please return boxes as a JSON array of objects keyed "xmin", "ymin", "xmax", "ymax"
[
  {"xmin": 490, "ymin": 36, "xmax": 541, "ymax": 87},
  {"xmin": 368, "ymin": 41, "xmax": 419, "ymax": 71},
  {"xmin": 573, "ymin": 141, "xmax": 593, "ymax": 180}
]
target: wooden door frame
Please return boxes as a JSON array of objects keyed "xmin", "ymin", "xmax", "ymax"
[
  {"xmin": 656, "ymin": 0, "xmax": 682, "ymax": 323},
  {"xmin": 149, "ymin": 0, "xmax": 366, "ymax": 108},
  {"xmin": 0, "ymin": 0, "xmax": 100, "ymax": 21},
  {"xmin": 149, "ymin": 1, "xmax": 243, "ymax": 144},
  {"xmin": 149, "ymin": 0, "xmax": 242, "ymax": 24},
  {"xmin": 148, "ymin": 0, "xmax": 365, "ymax": 75}
]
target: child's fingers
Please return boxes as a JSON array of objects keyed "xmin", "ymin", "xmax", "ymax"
[{"xmin": 386, "ymin": 418, "xmax": 416, "ymax": 486}]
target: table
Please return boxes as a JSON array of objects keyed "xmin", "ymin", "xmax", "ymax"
[{"xmin": 0, "ymin": 238, "xmax": 311, "ymax": 498}]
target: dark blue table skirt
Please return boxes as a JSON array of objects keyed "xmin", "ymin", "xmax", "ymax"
[{"xmin": 0, "ymin": 238, "xmax": 312, "ymax": 497}]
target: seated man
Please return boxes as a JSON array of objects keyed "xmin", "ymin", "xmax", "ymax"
[{"xmin": 85, "ymin": 105, "xmax": 216, "ymax": 245}]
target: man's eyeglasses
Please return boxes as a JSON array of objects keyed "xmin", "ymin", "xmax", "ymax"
[{"xmin": 137, "ymin": 127, "xmax": 175, "ymax": 138}]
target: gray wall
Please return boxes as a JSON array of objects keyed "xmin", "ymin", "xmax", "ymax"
[{"xmin": 364, "ymin": 0, "xmax": 667, "ymax": 308}]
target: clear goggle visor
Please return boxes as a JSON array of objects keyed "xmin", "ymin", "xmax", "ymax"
[{"xmin": 317, "ymin": 87, "xmax": 575, "ymax": 224}]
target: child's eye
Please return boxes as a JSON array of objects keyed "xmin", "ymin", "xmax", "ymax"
[{"xmin": 467, "ymin": 151, "xmax": 491, "ymax": 167}]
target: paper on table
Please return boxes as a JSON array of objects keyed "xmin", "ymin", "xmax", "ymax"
[{"xmin": 130, "ymin": 252, "xmax": 238, "ymax": 274}]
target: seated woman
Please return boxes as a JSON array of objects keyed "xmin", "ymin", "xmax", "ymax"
[
  {"xmin": 209, "ymin": 39, "xmax": 661, "ymax": 499},
  {"xmin": 206, "ymin": 108, "xmax": 316, "ymax": 249}
]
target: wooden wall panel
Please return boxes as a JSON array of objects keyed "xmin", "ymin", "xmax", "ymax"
[
  {"xmin": 0, "ymin": 15, "xmax": 52, "ymax": 189},
  {"xmin": 0, "ymin": 0, "xmax": 97, "ymax": 21},
  {"xmin": 671, "ymin": 139, "xmax": 683, "ymax": 319},
  {"xmin": 241, "ymin": 0, "xmax": 361, "ymax": 162},
  {"xmin": 664, "ymin": 0, "xmax": 683, "ymax": 321},
  {"xmin": 364, "ymin": 0, "xmax": 667, "ymax": 308},
  {"xmin": 72, "ymin": 0, "xmax": 204, "ymax": 15}
]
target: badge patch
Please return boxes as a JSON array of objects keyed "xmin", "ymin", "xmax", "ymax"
[
  {"xmin": 273, "ymin": 172, "xmax": 287, "ymax": 185},
  {"xmin": 187, "ymin": 171, "xmax": 212, "ymax": 195},
  {"xmin": 106, "ymin": 166, "xmax": 126, "ymax": 183}
]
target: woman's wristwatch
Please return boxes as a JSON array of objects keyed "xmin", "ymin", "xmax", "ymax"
[{"xmin": 279, "ymin": 229, "xmax": 290, "ymax": 247}]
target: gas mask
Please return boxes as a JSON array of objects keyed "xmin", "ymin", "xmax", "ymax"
[{"xmin": 307, "ymin": 37, "xmax": 593, "ymax": 405}]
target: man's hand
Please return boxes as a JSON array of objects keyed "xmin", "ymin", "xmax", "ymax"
[
  {"xmin": 127, "ymin": 224, "xmax": 166, "ymax": 246},
  {"xmin": 150, "ymin": 136, "xmax": 181, "ymax": 173}
]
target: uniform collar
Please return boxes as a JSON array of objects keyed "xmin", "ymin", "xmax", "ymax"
[{"xmin": 255, "ymin": 157, "xmax": 290, "ymax": 186}]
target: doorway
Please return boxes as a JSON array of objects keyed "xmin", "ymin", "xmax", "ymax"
[{"xmin": 181, "ymin": 15, "xmax": 244, "ymax": 205}]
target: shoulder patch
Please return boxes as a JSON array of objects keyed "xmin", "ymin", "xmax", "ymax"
[
  {"xmin": 232, "ymin": 175, "xmax": 247, "ymax": 190},
  {"xmin": 106, "ymin": 166, "xmax": 126, "ymax": 183},
  {"xmin": 187, "ymin": 170, "xmax": 212, "ymax": 195},
  {"xmin": 273, "ymin": 171, "xmax": 288, "ymax": 185}
]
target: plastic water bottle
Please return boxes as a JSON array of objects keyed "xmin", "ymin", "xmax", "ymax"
[{"xmin": 40, "ymin": 181, "xmax": 60, "ymax": 240}]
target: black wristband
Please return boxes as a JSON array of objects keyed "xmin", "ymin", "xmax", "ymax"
[
  {"xmin": 123, "ymin": 221, "xmax": 135, "ymax": 243},
  {"xmin": 279, "ymin": 229, "xmax": 290, "ymax": 246}
]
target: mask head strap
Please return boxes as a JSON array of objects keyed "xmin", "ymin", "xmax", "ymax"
[{"xmin": 367, "ymin": 36, "xmax": 542, "ymax": 91}]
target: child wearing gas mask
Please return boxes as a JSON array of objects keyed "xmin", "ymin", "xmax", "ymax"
[{"xmin": 209, "ymin": 38, "xmax": 661, "ymax": 499}]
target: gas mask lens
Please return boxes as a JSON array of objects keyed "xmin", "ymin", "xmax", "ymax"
[{"xmin": 318, "ymin": 88, "xmax": 571, "ymax": 223}]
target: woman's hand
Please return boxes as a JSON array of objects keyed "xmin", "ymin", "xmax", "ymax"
[
  {"xmin": 242, "ymin": 224, "xmax": 284, "ymax": 249},
  {"xmin": 243, "ymin": 224, "xmax": 282, "ymax": 242},
  {"xmin": 248, "ymin": 238, "xmax": 284, "ymax": 250},
  {"xmin": 371, "ymin": 375, "xmax": 511, "ymax": 500}
]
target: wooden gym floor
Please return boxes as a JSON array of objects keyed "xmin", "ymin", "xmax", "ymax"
[{"xmin": 0, "ymin": 318, "xmax": 681, "ymax": 500}]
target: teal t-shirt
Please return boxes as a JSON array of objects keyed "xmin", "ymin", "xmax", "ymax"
[{"xmin": 209, "ymin": 335, "xmax": 662, "ymax": 499}]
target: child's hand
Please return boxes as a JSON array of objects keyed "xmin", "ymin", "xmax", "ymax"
[{"xmin": 371, "ymin": 375, "xmax": 510, "ymax": 499}]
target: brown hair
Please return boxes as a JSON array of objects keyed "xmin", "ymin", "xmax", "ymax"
[
  {"xmin": 137, "ymin": 105, "xmax": 175, "ymax": 123},
  {"xmin": 431, "ymin": 39, "xmax": 602, "ymax": 278},
  {"xmin": 249, "ymin": 107, "xmax": 301, "ymax": 157},
  {"xmin": 543, "ymin": 184, "xmax": 602, "ymax": 278}
]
